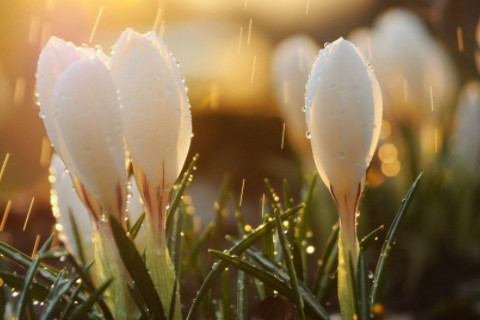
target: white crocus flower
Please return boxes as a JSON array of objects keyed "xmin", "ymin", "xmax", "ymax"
[
  {"xmin": 305, "ymin": 38, "xmax": 382, "ymax": 319},
  {"xmin": 37, "ymin": 38, "xmax": 126, "ymax": 220},
  {"xmin": 452, "ymin": 81, "xmax": 480, "ymax": 176},
  {"xmin": 51, "ymin": 57, "xmax": 127, "ymax": 220},
  {"xmin": 111, "ymin": 29, "xmax": 190, "ymax": 319},
  {"xmin": 111, "ymin": 29, "xmax": 192, "ymax": 232},
  {"xmin": 306, "ymin": 38, "xmax": 382, "ymax": 253},
  {"xmin": 272, "ymin": 35, "xmax": 319, "ymax": 169}
]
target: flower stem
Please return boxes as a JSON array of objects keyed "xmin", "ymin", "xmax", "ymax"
[{"xmin": 338, "ymin": 228, "xmax": 359, "ymax": 320}]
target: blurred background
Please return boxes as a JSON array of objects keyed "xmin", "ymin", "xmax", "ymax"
[{"xmin": 0, "ymin": 0, "xmax": 479, "ymax": 318}]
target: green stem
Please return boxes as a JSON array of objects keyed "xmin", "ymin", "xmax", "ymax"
[
  {"xmin": 93, "ymin": 222, "xmax": 138, "ymax": 320},
  {"xmin": 338, "ymin": 229, "xmax": 358, "ymax": 320},
  {"xmin": 144, "ymin": 217, "xmax": 182, "ymax": 320}
]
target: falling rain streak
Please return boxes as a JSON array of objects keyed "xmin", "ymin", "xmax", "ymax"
[
  {"xmin": 238, "ymin": 27, "xmax": 243, "ymax": 54},
  {"xmin": 153, "ymin": 3, "xmax": 163, "ymax": 34},
  {"xmin": 31, "ymin": 234, "xmax": 41, "ymax": 257},
  {"xmin": 281, "ymin": 122, "xmax": 286, "ymax": 150},
  {"xmin": 89, "ymin": 5, "xmax": 104, "ymax": 44},
  {"xmin": 247, "ymin": 18, "xmax": 253, "ymax": 45},
  {"xmin": 23, "ymin": 197, "xmax": 35, "ymax": 231},
  {"xmin": 0, "ymin": 200, "xmax": 12, "ymax": 231},
  {"xmin": 239, "ymin": 179, "xmax": 246, "ymax": 207},
  {"xmin": 434, "ymin": 129, "xmax": 438, "ymax": 153},
  {"xmin": 305, "ymin": 0, "xmax": 310, "ymax": 15},
  {"xmin": 0, "ymin": 153, "xmax": 10, "ymax": 183}
]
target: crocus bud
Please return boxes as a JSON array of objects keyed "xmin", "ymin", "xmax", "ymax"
[
  {"xmin": 272, "ymin": 35, "xmax": 319, "ymax": 167},
  {"xmin": 452, "ymin": 81, "xmax": 480, "ymax": 176},
  {"xmin": 52, "ymin": 57, "xmax": 127, "ymax": 220},
  {"xmin": 306, "ymin": 37, "xmax": 382, "ymax": 320},
  {"xmin": 305, "ymin": 38, "xmax": 382, "ymax": 254},
  {"xmin": 111, "ymin": 29, "xmax": 192, "ymax": 231}
]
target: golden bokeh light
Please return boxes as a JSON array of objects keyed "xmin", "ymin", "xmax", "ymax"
[
  {"xmin": 381, "ymin": 159, "xmax": 401, "ymax": 177},
  {"xmin": 378, "ymin": 143, "xmax": 398, "ymax": 164}
]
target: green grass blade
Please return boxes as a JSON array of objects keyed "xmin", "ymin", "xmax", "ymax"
[
  {"xmin": 242, "ymin": 246, "xmax": 330, "ymax": 320},
  {"xmin": 185, "ymin": 204, "xmax": 304, "ymax": 320},
  {"xmin": 0, "ymin": 241, "xmax": 58, "ymax": 283},
  {"xmin": 210, "ymin": 250, "xmax": 329, "ymax": 320},
  {"xmin": 109, "ymin": 215, "xmax": 166, "ymax": 320},
  {"xmin": 274, "ymin": 209, "xmax": 305, "ymax": 320},
  {"xmin": 69, "ymin": 278, "xmax": 112, "ymax": 320},
  {"xmin": 65, "ymin": 256, "xmax": 113, "ymax": 320},
  {"xmin": 236, "ymin": 268, "xmax": 247, "ymax": 320},
  {"xmin": 40, "ymin": 274, "xmax": 80, "ymax": 320},
  {"xmin": 15, "ymin": 234, "xmax": 54, "ymax": 319},
  {"xmin": 312, "ymin": 223, "xmax": 339, "ymax": 295},
  {"xmin": 0, "ymin": 272, "xmax": 50, "ymax": 302},
  {"xmin": 69, "ymin": 209, "xmax": 86, "ymax": 265},
  {"xmin": 165, "ymin": 154, "xmax": 199, "ymax": 240},
  {"xmin": 359, "ymin": 225, "xmax": 384, "ymax": 250},
  {"xmin": 357, "ymin": 250, "xmax": 369, "ymax": 320},
  {"xmin": 370, "ymin": 173, "xmax": 423, "ymax": 317},
  {"xmin": 298, "ymin": 174, "xmax": 318, "ymax": 247}
]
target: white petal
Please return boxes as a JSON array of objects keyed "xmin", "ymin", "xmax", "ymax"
[
  {"xmin": 452, "ymin": 81, "xmax": 480, "ymax": 174},
  {"xmin": 53, "ymin": 57, "xmax": 127, "ymax": 216},
  {"xmin": 111, "ymin": 29, "xmax": 192, "ymax": 192},
  {"xmin": 305, "ymin": 38, "xmax": 382, "ymax": 201},
  {"xmin": 272, "ymin": 35, "xmax": 319, "ymax": 158},
  {"xmin": 50, "ymin": 155, "xmax": 94, "ymax": 264}
]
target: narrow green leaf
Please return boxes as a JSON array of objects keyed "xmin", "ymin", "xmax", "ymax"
[
  {"xmin": 360, "ymin": 225, "xmax": 384, "ymax": 250},
  {"xmin": 0, "ymin": 241, "xmax": 59, "ymax": 283},
  {"xmin": 59, "ymin": 284, "xmax": 83, "ymax": 320},
  {"xmin": 65, "ymin": 256, "xmax": 113, "ymax": 320},
  {"xmin": 127, "ymin": 284, "xmax": 151, "ymax": 320},
  {"xmin": 357, "ymin": 250, "xmax": 369, "ymax": 320},
  {"xmin": 274, "ymin": 209, "xmax": 305, "ymax": 320},
  {"xmin": 69, "ymin": 209, "xmax": 86, "ymax": 265},
  {"xmin": 109, "ymin": 215, "xmax": 166, "ymax": 320},
  {"xmin": 241, "ymin": 246, "xmax": 330, "ymax": 320},
  {"xmin": 165, "ymin": 154, "xmax": 199, "ymax": 239},
  {"xmin": 370, "ymin": 173, "xmax": 423, "ymax": 317},
  {"xmin": 185, "ymin": 204, "xmax": 304, "ymax": 320},
  {"xmin": 128, "ymin": 211, "xmax": 146, "ymax": 240},
  {"xmin": 168, "ymin": 281, "xmax": 178, "ymax": 320},
  {"xmin": 15, "ymin": 234, "xmax": 54, "ymax": 319},
  {"xmin": 298, "ymin": 174, "xmax": 318, "ymax": 246},
  {"xmin": 264, "ymin": 179, "xmax": 283, "ymax": 213},
  {"xmin": 70, "ymin": 278, "xmax": 112, "ymax": 320},
  {"xmin": 210, "ymin": 250, "xmax": 329, "ymax": 320},
  {"xmin": 0, "ymin": 272, "xmax": 50, "ymax": 302},
  {"xmin": 40, "ymin": 274, "xmax": 80, "ymax": 320},
  {"xmin": 183, "ymin": 222, "xmax": 214, "ymax": 275}
]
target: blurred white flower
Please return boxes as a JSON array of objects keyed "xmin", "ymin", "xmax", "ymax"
[
  {"xmin": 272, "ymin": 34, "xmax": 319, "ymax": 165},
  {"xmin": 50, "ymin": 155, "xmax": 147, "ymax": 264},
  {"xmin": 305, "ymin": 38, "xmax": 382, "ymax": 253},
  {"xmin": 452, "ymin": 81, "xmax": 480, "ymax": 175},
  {"xmin": 111, "ymin": 29, "xmax": 192, "ymax": 231},
  {"xmin": 350, "ymin": 8, "xmax": 457, "ymax": 123}
]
